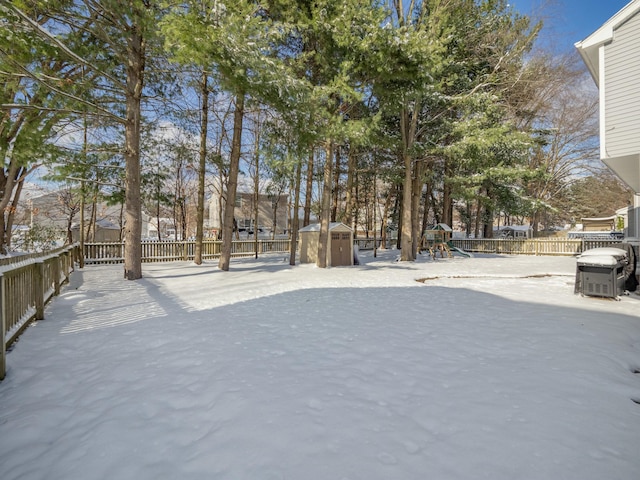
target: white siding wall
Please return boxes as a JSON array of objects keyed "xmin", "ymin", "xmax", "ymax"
[
  {"xmin": 604, "ymin": 11, "xmax": 640, "ymax": 157},
  {"xmin": 209, "ymin": 194, "xmax": 223, "ymax": 230},
  {"xmin": 208, "ymin": 193, "xmax": 289, "ymax": 233}
]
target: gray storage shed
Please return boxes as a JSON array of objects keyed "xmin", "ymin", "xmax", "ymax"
[{"xmin": 299, "ymin": 222, "xmax": 353, "ymax": 266}]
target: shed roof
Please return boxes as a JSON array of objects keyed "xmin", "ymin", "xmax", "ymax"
[
  {"xmin": 428, "ymin": 223, "xmax": 452, "ymax": 232},
  {"xmin": 299, "ymin": 222, "xmax": 352, "ymax": 233},
  {"xmin": 575, "ymin": 0, "xmax": 640, "ymax": 84}
]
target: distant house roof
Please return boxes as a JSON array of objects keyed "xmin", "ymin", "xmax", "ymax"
[
  {"xmin": 575, "ymin": 0, "xmax": 640, "ymax": 84},
  {"xmin": 72, "ymin": 218, "xmax": 120, "ymax": 231},
  {"xmin": 581, "ymin": 216, "xmax": 617, "ymax": 232},
  {"xmin": 95, "ymin": 219, "xmax": 120, "ymax": 230},
  {"xmin": 581, "ymin": 215, "xmax": 617, "ymax": 222},
  {"xmin": 500, "ymin": 225, "xmax": 531, "ymax": 230}
]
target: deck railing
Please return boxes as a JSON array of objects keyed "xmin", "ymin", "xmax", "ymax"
[{"xmin": 1, "ymin": 244, "xmax": 79, "ymax": 380}]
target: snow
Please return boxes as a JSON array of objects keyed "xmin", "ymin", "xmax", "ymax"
[{"xmin": 1, "ymin": 250, "xmax": 639, "ymax": 480}]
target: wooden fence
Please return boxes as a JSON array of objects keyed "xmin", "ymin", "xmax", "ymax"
[
  {"xmin": 83, "ymin": 237, "xmax": 624, "ymax": 264},
  {"xmin": 450, "ymin": 238, "xmax": 623, "ymax": 256},
  {"xmin": 1, "ymin": 244, "xmax": 80, "ymax": 380},
  {"xmin": 84, "ymin": 238, "xmax": 395, "ymax": 264},
  {"xmin": 84, "ymin": 238, "xmax": 292, "ymax": 265}
]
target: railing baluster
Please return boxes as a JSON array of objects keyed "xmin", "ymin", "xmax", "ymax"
[
  {"xmin": 0, "ymin": 245, "xmax": 81, "ymax": 381},
  {"xmin": 0, "ymin": 273, "xmax": 5, "ymax": 381}
]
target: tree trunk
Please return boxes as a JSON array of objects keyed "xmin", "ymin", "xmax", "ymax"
[
  {"xmin": 123, "ymin": 27, "xmax": 145, "ymax": 280},
  {"xmin": 331, "ymin": 146, "xmax": 341, "ymax": 222},
  {"xmin": 483, "ymin": 212, "xmax": 494, "ymax": 238},
  {"xmin": 372, "ymin": 167, "xmax": 377, "ymax": 257},
  {"xmin": 396, "ymin": 185, "xmax": 402, "ymax": 250},
  {"xmin": 0, "ymin": 158, "xmax": 22, "ymax": 255},
  {"xmin": 4, "ymin": 176, "xmax": 24, "ymax": 252},
  {"xmin": 421, "ymin": 180, "xmax": 431, "ymax": 236},
  {"xmin": 88, "ymin": 182, "xmax": 98, "ymax": 242},
  {"xmin": 80, "ymin": 181, "xmax": 86, "ymax": 267},
  {"xmin": 380, "ymin": 184, "xmax": 394, "ymax": 250},
  {"xmin": 218, "ymin": 92, "xmax": 245, "ymax": 271},
  {"xmin": 399, "ymin": 105, "xmax": 417, "ymax": 261},
  {"xmin": 303, "ymin": 149, "xmax": 314, "ymax": 227},
  {"xmin": 442, "ymin": 181, "xmax": 453, "ymax": 228},
  {"xmin": 271, "ymin": 198, "xmax": 278, "ymax": 240},
  {"xmin": 411, "ymin": 160, "xmax": 424, "ymax": 259},
  {"xmin": 194, "ymin": 71, "xmax": 208, "ymax": 265},
  {"xmin": 253, "ymin": 134, "xmax": 260, "ymax": 259},
  {"xmin": 474, "ymin": 198, "xmax": 481, "ymax": 239},
  {"xmin": 317, "ymin": 141, "xmax": 333, "ymax": 268},
  {"xmin": 289, "ymin": 154, "xmax": 302, "ymax": 266},
  {"xmin": 345, "ymin": 147, "xmax": 357, "ymax": 231}
]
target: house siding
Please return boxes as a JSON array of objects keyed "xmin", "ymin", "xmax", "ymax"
[
  {"xmin": 604, "ymin": 10, "xmax": 640, "ymax": 157},
  {"xmin": 209, "ymin": 192, "xmax": 288, "ymax": 233}
]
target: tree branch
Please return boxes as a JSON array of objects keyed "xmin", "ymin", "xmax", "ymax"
[
  {"xmin": 0, "ymin": 51, "xmax": 124, "ymax": 123},
  {"xmin": 2, "ymin": 1, "xmax": 125, "ymax": 89}
]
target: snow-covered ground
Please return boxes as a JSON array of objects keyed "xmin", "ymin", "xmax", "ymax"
[{"xmin": 1, "ymin": 250, "xmax": 639, "ymax": 480}]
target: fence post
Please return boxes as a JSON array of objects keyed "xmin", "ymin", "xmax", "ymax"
[
  {"xmin": 1, "ymin": 273, "xmax": 5, "ymax": 381},
  {"xmin": 79, "ymin": 241, "xmax": 85, "ymax": 269},
  {"xmin": 60, "ymin": 250, "xmax": 69, "ymax": 284},
  {"xmin": 53, "ymin": 254, "xmax": 61, "ymax": 296},
  {"xmin": 34, "ymin": 261, "xmax": 45, "ymax": 320}
]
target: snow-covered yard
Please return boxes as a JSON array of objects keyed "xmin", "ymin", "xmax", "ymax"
[{"xmin": 1, "ymin": 250, "xmax": 639, "ymax": 480}]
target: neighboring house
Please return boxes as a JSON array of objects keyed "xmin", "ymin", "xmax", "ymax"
[
  {"xmin": 209, "ymin": 191, "xmax": 289, "ymax": 236},
  {"xmin": 142, "ymin": 212, "xmax": 175, "ymax": 239},
  {"xmin": 18, "ymin": 188, "xmax": 122, "ymax": 239},
  {"xmin": 567, "ymin": 209, "xmax": 627, "ymax": 240},
  {"xmin": 575, "ymin": 0, "xmax": 640, "ymax": 241},
  {"xmin": 71, "ymin": 218, "xmax": 121, "ymax": 242},
  {"xmin": 495, "ymin": 225, "xmax": 533, "ymax": 239},
  {"xmin": 580, "ymin": 210, "xmax": 628, "ymax": 232},
  {"xmin": 18, "ymin": 184, "xmax": 215, "ymax": 242},
  {"xmin": 581, "ymin": 215, "xmax": 616, "ymax": 232},
  {"xmin": 19, "ymin": 190, "xmax": 74, "ymax": 231}
]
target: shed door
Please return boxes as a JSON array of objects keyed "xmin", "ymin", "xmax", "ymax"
[{"xmin": 331, "ymin": 232, "xmax": 351, "ymax": 266}]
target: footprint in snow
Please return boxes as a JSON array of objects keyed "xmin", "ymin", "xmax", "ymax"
[{"xmin": 377, "ymin": 452, "xmax": 398, "ymax": 465}]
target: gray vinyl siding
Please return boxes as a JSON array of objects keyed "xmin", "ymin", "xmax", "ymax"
[{"xmin": 604, "ymin": 11, "xmax": 640, "ymax": 157}]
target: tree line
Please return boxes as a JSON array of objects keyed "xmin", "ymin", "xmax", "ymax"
[{"xmin": 0, "ymin": 0, "xmax": 620, "ymax": 279}]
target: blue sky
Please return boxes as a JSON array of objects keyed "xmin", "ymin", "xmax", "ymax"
[{"xmin": 511, "ymin": 0, "xmax": 632, "ymax": 51}]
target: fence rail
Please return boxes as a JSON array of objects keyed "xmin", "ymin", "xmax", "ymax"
[
  {"xmin": 450, "ymin": 238, "xmax": 623, "ymax": 256},
  {"xmin": 1, "ymin": 244, "xmax": 79, "ymax": 380},
  {"xmin": 84, "ymin": 239, "xmax": 292, "ymax": 265},
  {"xmin": 83, "ymin": 237, "xmax": 625, "ymax": 264}
]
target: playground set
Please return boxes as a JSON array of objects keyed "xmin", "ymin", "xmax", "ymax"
[{"xmin": 421, "ymin": 223, "xmax": 471, "ymax": 260}]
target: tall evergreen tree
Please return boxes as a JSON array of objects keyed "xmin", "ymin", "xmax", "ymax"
[
  {"xmin": 162, "ymin": 0, "xmax": 308, "ymax": 270},
  {"xmin": 0, "ymin": 2, "xmax": 81, "ymax": 254},
  {"xmin": 3, "ymin": 0, "xmax": 169, "ymax": 279}
]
